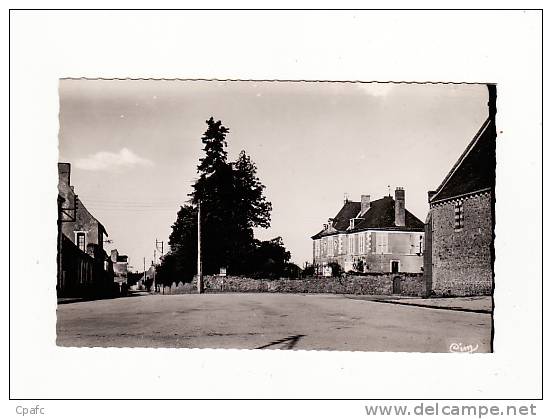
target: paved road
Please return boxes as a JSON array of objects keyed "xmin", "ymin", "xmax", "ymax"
[{"xmin": 57, "ymin": 293, "xmax": 492, "ymax": 352}]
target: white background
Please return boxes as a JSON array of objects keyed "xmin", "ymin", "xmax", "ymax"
[{"xmin": 4, "ymin": 5, "xmax": 546, "ymax": 417}]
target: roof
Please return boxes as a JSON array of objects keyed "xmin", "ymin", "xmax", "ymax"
[
  {"xmin": 311, "ymin": 195, "xmax": 424, "ymax": 239},
  {"xmin": 332, "ymin": 201, "xmax": 361, "ymax": 230},
  {"xmin": 76, "ymin": 197, "xmax": 109, "ymax": 237},
  {"xmin": 429, "ymin": 118, "xmax": 495, "ymax": 204}
]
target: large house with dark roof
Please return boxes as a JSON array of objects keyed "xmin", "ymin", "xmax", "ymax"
[
  {"xmin": 311, "ymin": 188, "xmax": 425, "ymax": 275},
  {"xmin": 423, "ymin": 85, "xmax": 496, "ymax": 296}
]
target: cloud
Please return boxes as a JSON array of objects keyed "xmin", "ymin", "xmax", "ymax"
[
  {"xmin": 358, "ymin": 82, "xmax": 395, "ymax": 97},
  {"xmin": 75, "ymin": 148, "xmax": 154, "ymax": 172}
]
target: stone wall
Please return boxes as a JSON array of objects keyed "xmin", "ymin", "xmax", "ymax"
[
  {"xmin": 428, "ymin": 192, "xmax": 493, "ymax": 296},
  {"xmin": 160, "ymin": 273, "xmax": 426, "ymax": 296}
]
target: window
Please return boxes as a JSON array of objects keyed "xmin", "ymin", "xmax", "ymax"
[
  {"xmin": 454, "ymin": 201, "xmax": 464, "ymax": 230},
  {"xmin": 376, "ymin": 232, "xmax": 389, "ymax": 254},
  {"xmin": 76, "ymin": 232, "xmax": 86, "ymax": 252}
]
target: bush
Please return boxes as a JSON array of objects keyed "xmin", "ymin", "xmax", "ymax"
[{"xmin": 302, "ymin": 265, "xmax": 316, "ymax": 277}]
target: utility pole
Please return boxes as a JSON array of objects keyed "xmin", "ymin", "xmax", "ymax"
[
  {"xmin": 153, "ymin": 249, "xmax": 157, "ymax": 293},
  {"xmin": 155, "ymin": 238, "xmax": 164, "ymax": 293},
  {"xmin": 143, "ymin": 257, "xmax": 146, "ymax": 285},
  {"xmin": 197, "ymin": 200, "xmax": 204, "ymax": 294},
  {"xmin": 156, "ymin": 239, "xmax": 164, "ymax": 259}
]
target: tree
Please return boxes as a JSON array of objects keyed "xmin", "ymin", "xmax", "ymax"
[
  {"xmin": 159, "ymin": 117, "xmax": 289, "ymax": 282},
  {"xmin": 157, "ymin": 204, "xmax": 198, "ymax": 284},
  {"xmin": 189, "ymin": 118, "xmax": 235, "ymax": 273},
  {"xmin": 249, "ymin": 237, "xmax": 291, "ymax": 278},
  {"xmin": 228, "ymin": 150, "xmax": 272, "ymax": 272},
  {"xmin": 233, "ymin": 150, "xmax": 272, "ymax": 230},
  {"xmin": 196, "ymin": 117, "xmax": 229, "ymax": 176}
]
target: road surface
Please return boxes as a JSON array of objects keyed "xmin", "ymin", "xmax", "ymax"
[{"xmin": 57, "ymin": 293, "xmax": 492, "ymax": 352}]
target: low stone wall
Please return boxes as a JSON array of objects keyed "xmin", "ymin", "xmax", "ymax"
[
  {"xmin": 160, "ymin": 273, "xmax": 426, "ymax": 297},
  {"xmin": 161, "ymin": 281, "xmax": 196, "ymax": 295}
]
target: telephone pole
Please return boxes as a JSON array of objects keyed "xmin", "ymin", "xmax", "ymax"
[
  {"xmin": 197, "ymin": 200, "xmax": 204, "ymax": 294},
  {"xmin": 155, "ymin": 239, "xmax": 164, "ymax": 293},
  {"xmin": 143, "ymin": 257, "xmax": 146, "ymax": 285},
  {"xmin": 153, "ymin": 249, "xmax": 156, "ymax": 292},
  {"xmin": 156, "ymin": 239, "xmax": 164, "ymax": 259}
]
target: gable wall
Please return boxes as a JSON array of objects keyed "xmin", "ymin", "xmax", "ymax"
[{"xmin": 429, "ymin": 192, "xmax": 493, "ymax": 295}]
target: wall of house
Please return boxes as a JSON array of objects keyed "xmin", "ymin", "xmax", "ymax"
[
  {"xmin": 58, "ymin": 163, "xmax": 114, "ymax": 298},
  {"xmin": 313, "ymin": 231, "xmax": 424, "ymax": 273},
  {"xmin": 161, "ymin": 273, "xmax": 426, "ymax": 296},
  {"xmin": 58, "ymin": 235, "xmax": 115, "ymax": 297},
  {"xmin": 362, "ymin": 253, "xmax": 424, "ymax": 273},
  {"xmin": 423, "ymin": 213, "xmax": 433, "ymax": 296},
  {"xmin": 61, "ymin": 197, "xmax": 102, "ymax": 251},
  {"xmin": 429, "ymin": 192, "xmax": 493, "ymax": 296}
]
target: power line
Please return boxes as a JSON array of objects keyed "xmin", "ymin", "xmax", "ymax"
[
  {"xmin": 86, "ymin": 201, "xmax": 179, "ymax": 205},
  {"xmin": 85, "ymin": 207, "xmax": 179, "ymax": 212}
]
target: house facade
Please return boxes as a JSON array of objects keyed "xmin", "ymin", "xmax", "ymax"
[
  {"xmin": 57, "ymin": 162, "xmax": 114, "ymax": 297},
  {"xmin": 423, "ymin": 85, "xmax": 496, "ymax": 296},
  {"xmin": 312, "ymin": 188, "xmax": 425, "ymax": 275}
]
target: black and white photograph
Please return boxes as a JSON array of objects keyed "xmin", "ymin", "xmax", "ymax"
[
  {"xmin": 56, "ymin": 79, "xmax": 495, "ymax": 353},
  {"xmin": 8, "ymin": 8, "xmax": 543, "ymax": 408}
]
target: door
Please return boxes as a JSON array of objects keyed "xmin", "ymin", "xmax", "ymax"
[
  {"xmin": 392, "ymin": 276, "xmax": 401, "ymax": 294},
  {"xmin": 391, "ymin": 260, "xmax": 399, "ymax": 273}
]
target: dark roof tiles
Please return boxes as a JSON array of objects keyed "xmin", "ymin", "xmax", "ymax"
[
  {"xmin": 430, "ymin": 118, "xmax": 495, "ymax": 203},
  {"xmin": 312, "ymin": 195, "xmax": 424, "ymax": 239}
]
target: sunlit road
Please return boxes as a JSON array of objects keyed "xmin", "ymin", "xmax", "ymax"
[{"xmin": 57, "ymin": 293, "xmax": 492, "ymax": 352}]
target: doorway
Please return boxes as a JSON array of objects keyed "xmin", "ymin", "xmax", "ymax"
[{"xmin": 392, "ymin": 276, "xmax": 401, "ymax": 294}]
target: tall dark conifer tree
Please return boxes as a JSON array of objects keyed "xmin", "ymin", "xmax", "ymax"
[
  {"xmin": 190, "ymin": 117, "xmax": 234, "ymax": 274},
  {"xmin": 159, "ymin": 116, "xmax": 290, "ymax": 282}
]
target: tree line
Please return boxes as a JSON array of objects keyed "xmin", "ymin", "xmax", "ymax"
[{"xmin": 156, "ymin": 117, "xmax": 299, "ymax": 286}]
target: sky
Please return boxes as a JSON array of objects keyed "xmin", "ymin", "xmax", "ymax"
[{"xmin": 58, "ymin": 80, "xmax": 489, "ymax": 269}]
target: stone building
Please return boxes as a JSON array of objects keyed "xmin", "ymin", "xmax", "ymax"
[
  {"xmin": 57, "ymin": 162, "xmax": 114, "ymax": 297},
  {"xmin": 423, "ymin": 85, "xmax": 496, "ymax": 296},
  {"xmin": 311, "ymin": 188, "xmax": 425, "ymax": 275}
]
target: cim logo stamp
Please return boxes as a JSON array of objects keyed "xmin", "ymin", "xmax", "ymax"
[{"xmin": 449, "ymin": 342, "xmax": 480, "ymax": 353}]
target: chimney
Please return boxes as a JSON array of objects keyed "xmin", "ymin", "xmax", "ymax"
[
  {"xmin": 58, "ymin": 162, "xmax": 71, "ymax": 188},
  {"xmin": 361, "ymin": 195, "xmax": 371, "ymax": 214},
  {"xmin": 394, "ymin": 187, "xmax": 405, "ymax": 227}
]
